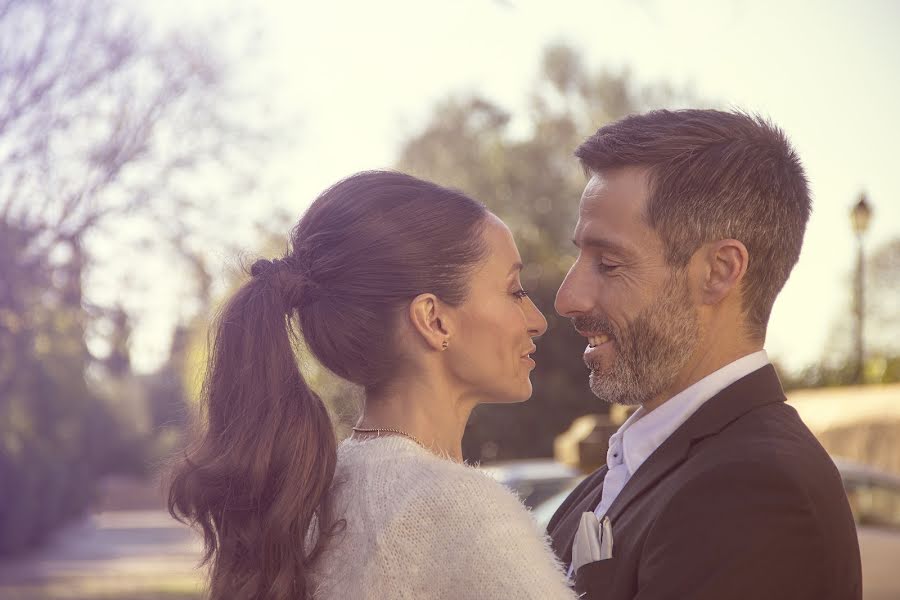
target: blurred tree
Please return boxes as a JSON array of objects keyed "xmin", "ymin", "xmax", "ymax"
[
  {"xmin": 786, "ymin": 237, "xmax": 900, "ymax": 389},
  {"xmin": 865, "ymin": 237, "xmax": 900, "ymax": 357},
  {"xmin": 103, "ymin": 305, "xmax": 132, "ymax": 377},
  {"xmin": 0, "ymin": 222, "xmax": 111, "ymax": 551},
  {"xmin": 396, "ymin": 43, "xmax": 691, "ymax": 461},
  {"xmin": 0, "ymin": 0, "xmax": 268, "ymax": 554}
]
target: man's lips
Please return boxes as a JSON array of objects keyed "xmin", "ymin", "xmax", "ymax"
[
  {"xmin": 586, "ymin": 334, "xmax": 611, "ymax": 348},
  {"xmin": 578, "ymin": 331, "xmax": 615, "ymax": 371},
  {"xmin": 575, "ymin": 329, "xmax": 614, "ymax": 348}
]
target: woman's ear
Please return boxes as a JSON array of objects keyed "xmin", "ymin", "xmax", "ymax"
[
  {"xmin": 408, "ymin": 293, "xmax": 452, "ymax": 352},
  {"xmin": 698, "ymin": 239, "xmax": 749, "ymax": 305}
]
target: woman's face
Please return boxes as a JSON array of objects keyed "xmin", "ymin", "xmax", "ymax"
[{"xmin": 446, "ymin": 214, "xmax": 548, "ymax": 404}]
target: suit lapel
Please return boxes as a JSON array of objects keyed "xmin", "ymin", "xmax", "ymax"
[
  {"xmin": 604, "ymin": 423, "xmax": 691, "ymax": 524},
  {"xmin": 606, "ymin": 364, "xmax": 786, "ymax": 524}
]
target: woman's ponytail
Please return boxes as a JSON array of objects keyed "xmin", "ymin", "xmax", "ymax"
[{"xmin": 168, "ymin": 259, "xmax": 337, "ymax": 600}]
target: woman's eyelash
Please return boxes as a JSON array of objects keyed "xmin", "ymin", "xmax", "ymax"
[{"xmin": 513, "ymin": 289, "xmax": 529, "ymax": 299}]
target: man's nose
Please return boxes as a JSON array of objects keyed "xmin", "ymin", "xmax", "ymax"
[{"xmin": 555, "ymin": 262, "xmax": 593, "ymax": 317}]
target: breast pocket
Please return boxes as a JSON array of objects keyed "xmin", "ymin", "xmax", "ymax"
[{"xmin": 574, "ymin": 558, "xmax": 618, "ymax": 599}]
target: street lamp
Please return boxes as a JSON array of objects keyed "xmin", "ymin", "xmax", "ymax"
[{"xmin": 850, "ymin": 192, "xmax": 872, "ymax": 384}]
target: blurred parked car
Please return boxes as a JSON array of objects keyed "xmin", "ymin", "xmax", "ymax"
[
  {"xmin": 836, "ymin": 458, "xmax": 900, "ymax": 530},
  {"xmin": 481, "ymin": 459, "xmax": 580, "ymax": 509},
  {"xmin": 523, "ymin": 457, "xmax": 900, "ymax": 600}
]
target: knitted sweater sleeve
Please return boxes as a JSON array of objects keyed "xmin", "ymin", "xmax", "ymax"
[{"xmin": 376, "ymin": 465, "xmax": 577, "ymax": 600}]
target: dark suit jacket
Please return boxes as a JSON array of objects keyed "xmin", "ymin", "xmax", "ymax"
[{"xmin": 548, "ymin": 365, "xmax": 862, "ymax": 600}]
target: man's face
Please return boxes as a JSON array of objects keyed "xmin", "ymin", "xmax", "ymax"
[{"xmin": 555, "ymin": 167, "xmax": 700, "ymax": 407}]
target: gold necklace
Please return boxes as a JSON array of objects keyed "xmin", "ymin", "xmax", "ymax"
[{"xmin": 351, "ymin": 426, "xmax": 426, "ymax": 448}]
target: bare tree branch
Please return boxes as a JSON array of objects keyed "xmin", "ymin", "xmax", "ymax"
[{"xmin": 1, "ymin": 0, "xmax": 273, "ymax": 348}]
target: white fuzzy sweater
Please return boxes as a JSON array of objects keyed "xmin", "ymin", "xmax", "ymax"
[{"xmin": 308, "ymin": 436, "xmax": 576, "ymax": 600}]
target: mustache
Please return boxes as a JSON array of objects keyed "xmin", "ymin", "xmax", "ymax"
[{"xmin": 572, "ymin": 315, "xmax": 618, "ymax": 339}]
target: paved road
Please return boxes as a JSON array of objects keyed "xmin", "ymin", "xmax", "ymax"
[
  {"xmin": 858, "ymin": 525, "xmax": 900, "ymax": 600},
  {"xmin": 0, "ymin": 510, "xmax": 205, "ymax": 599},
  {"xmin": 1, "ymin": 508, "xmax": 895, "ymax": 599}
]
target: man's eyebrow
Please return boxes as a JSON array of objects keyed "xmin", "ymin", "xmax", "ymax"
[{"xmin": 571, "ymin": 236, "xmax": 630, "ymax": 254}]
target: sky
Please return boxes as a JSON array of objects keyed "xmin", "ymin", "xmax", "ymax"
[{"xmin": 121, "ymin": 0, "xmax": 900, "ymax": 374}]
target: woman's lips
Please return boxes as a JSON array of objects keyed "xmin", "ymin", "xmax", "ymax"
[{"xmin": 521, "ymin": 345, "xmax": 537, "ymax": 369}]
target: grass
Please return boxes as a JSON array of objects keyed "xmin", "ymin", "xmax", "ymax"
[{"xmin": 0, "ymin": 573, "xmax": 203, "ymax": 600}]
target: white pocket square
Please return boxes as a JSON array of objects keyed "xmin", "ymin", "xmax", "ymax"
[{"xmin": 572, "ymin": 513, "xmax": 614, "ymax": 573}]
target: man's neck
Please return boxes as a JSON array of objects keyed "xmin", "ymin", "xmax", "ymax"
[{"xmin": 642, "ymin": 344, "xmax": 764, "ymax": 413}]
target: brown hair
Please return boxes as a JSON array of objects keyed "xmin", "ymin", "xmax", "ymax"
[
  {"xmin": 575, "ymin": 109, "xmax": 811, "ymax": 339},
  {"xmin": 168, "ymin": 171, "xmax": 489, "ymax": 600}
]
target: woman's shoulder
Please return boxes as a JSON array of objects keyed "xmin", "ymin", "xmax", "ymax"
[
  {"xmin": 327, "ymin": 438, "xmax": 574, "ymax": 599},
  {"xmin": 417, "ymin": 459, "xmax": 516, "ymax": 501},
  {"xmin": 385, "ymin": 451, "xmax": 541, "ymax": 534},
  {"xmin": 376, "ymin": 452, "xmax": 573, "ymax": 598},
  {"xmin": 335, "ymin": 436, "xmax": 533, "ymax": 520},
  {"xmin": 422, "ymin": 459, "xmax": 526, "ymax": 511}
]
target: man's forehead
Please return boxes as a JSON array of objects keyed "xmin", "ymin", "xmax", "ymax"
[
  {"xmin": 579, "ymin": 167, "xmax": 650, "ymax": 217},
  {"xmin": 574, "ymin": 167, "xmax": 657, "ymax": 253}
]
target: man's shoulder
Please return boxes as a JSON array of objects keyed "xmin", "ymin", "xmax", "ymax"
[
  {"xmin": 673, "ymin": 399, "xmax": 845, "ymax": 508},
  {"xmin": 692, "ymin": 398, "xmax": 834, "ymax": 472}
]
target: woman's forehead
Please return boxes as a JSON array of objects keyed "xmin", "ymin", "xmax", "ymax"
[{"xmin": 477, "ymin": 216, "xmax": 522, "ymax": 277}]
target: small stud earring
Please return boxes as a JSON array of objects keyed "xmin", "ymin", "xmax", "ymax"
[{"xmin": 442, "ymin": 339, "xmax": 449, "ymax": 350}]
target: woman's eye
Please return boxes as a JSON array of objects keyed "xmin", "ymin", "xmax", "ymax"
[{"xmin": 512, "ymin": 289, "xmax": 529, "ymax": 300}]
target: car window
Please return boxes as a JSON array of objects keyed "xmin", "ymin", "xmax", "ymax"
[{"xmin": 508, "ymin": 478, "xmax": 579, "ymax": 510}]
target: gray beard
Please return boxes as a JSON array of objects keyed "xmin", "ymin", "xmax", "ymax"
[{"xmin": 586, "ymin": 275, "xmax": 699, "ymax": 407}]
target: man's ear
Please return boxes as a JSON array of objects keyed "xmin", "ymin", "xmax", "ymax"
[
  {"xmin": 698, "ymin": 239, "xmax": 749, "ymax": 306},
  {"xmin": 407, "ymin": 293, "xmax": 452, "ymax": 351}
]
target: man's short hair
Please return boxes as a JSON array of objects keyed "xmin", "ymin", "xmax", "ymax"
[{"xmin": 575, "ymin": 109, "xmax": 811, "ymax": 340}]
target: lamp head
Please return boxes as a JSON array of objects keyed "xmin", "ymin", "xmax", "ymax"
[{"xmin": 851, "ymin": 192, "xmax": 872, "ymax": 235}]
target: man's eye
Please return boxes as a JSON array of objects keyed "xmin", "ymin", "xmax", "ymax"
[{"xmin": 596, "ymin": 263, "xmax": 619, "ymax": 273}]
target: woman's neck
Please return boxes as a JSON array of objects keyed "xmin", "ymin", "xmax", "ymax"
[{"xmin": 357, "ymin": 378, "xmax": 474, "ymax": 462}]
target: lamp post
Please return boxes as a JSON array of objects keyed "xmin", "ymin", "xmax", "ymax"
[{"xmin": 850, "ymin": 193, "xmax": 872, "ymax": 384}]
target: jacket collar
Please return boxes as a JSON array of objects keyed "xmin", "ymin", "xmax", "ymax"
[
  {"xmin": 604, "ymin": 363, "xmax": 786, "ymax": 523},
  {"xmin": 618, "ymin": 350, "xmax": 770, "ymax": 477}
]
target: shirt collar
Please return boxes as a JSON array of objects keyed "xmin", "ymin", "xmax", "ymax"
[{"xmin": 612, "ymin": 350, "xmax": 770, "ymax": 475}]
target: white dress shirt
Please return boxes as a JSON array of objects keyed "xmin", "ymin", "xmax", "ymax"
[{"xmin": 568, "ymin": 350, "xmax": 769, "ymax": 577}]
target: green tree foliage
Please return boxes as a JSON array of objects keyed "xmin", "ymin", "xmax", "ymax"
[
  {"xmin": 396, "ymin": 44, "xmax": 689, "ymax": 460},
  {"xmin": 0, "ymin": 0, "xmax": 265, "ymax": 555},
  {"xmin": 0, "ymin": 224, "xmax": 118, "ymax": 552}
]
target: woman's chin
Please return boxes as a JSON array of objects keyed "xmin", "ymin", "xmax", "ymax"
[
  {"xmin": 506, "ymin": 380, "xmax": 534, "ymax": 404},
  {"xmin": 471, "ymin": 376, "xmax": 535, "ymax": 405}
]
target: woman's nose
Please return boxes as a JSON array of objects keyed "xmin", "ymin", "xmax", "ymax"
[{"xmin": 527, "ymin": 298, "xmax": 549, "ymax": 338}]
